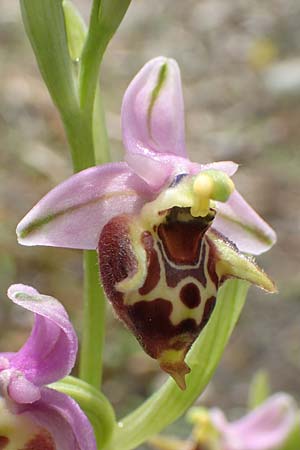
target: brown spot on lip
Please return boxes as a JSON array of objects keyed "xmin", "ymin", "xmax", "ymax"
[
  {"xmin": 158, "ymin": 240, "xmax": 207, "ymax": 288},
  {"xmin": 0, "ymin": 437, "xmax": 9, "ymax": 449},
  {"xmin": 158, "ymin": 221, "xmax": 205, "ymax": 265},
  {"xmin": 157, "ymin": 207, "xmax": 213, "ymax": 266},
  {"xmin": 207, "ymin": 234, "xmax": 221, "ymax": 288},
  {"xmin": 23, "ymin": 429, "xmax": 56, "ymax": 450},
  {"xmin": 139, "ymin": 232, "xmax": 160, "ymax": 295},
  {"xmin": 99, "ymin": 215, "xmax": 138, "ymax": 305},
  {"xmin": 180, "ymin": 283, "xmax": 201, "ymax": 308},
  {"xmin": 201, "ymin": 296, "xmax": 216, "ymax": 328},
  {"xmin": 127, "ymin": 298, "xmax": 200, "ymax": 358}
]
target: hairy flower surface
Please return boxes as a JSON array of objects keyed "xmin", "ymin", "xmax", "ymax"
[
  {"xmin": 17, "ymin": 57, "xmax": 276, "ymax": 388},
  {"xmin": 0, "ymin": 284, "xmax": 96, "ymax": 450}
]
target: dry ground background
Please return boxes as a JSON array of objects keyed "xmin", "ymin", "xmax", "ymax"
[{"xmin": 1, "ymin": 0, "xmax": 300, "ymax": 447}]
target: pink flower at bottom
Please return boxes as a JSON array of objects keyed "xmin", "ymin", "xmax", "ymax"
[
  {"xmin": 0, "ymin": 284, "xmax": 96, "ymax": 450},
  {"xmin": 210, "ymin": 394, "xmax": 297, "ymax": 450}
]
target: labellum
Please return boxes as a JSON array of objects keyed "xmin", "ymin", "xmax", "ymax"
[
  {"xmin": 98, "ymin": 172, "xmax": 276, "ymax": 389},
  {"xmin": 0, "ymin": 397, "xmax": 55, "ymax": 450}
]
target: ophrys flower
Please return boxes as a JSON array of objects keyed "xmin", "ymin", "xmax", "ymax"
[
  {"xmin": 149, "ymin": 394, "xmax": 297, "ymax": 450},
  {"xmin": 17, "ymin": 57, "xmax": 276, "ymax": 389}
]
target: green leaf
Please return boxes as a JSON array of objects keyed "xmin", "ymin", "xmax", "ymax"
[
  {"xmin": 98, "ymin": 0, "xmax": 132, "ymax": 38},
  {"xmin": 62, "ymin": 0, "xmax": 87, "ymax": 61},
  {"xmin": 93, "ymin": 85, "xmax": 110, "ymax": 165},
  {"xmin": 107, "ymin": 280, "xmax": 249, "ymax": 450},
  {"xmin": 248, "ymin": 370, "xmax": 271, "ymax": 410},
  {"xmin": 20, "ymin": 0, "xmax": 78, "ymax": 118},
  {"xmin": 78, "ymin": 0, "xmax": 132, "ymax": 112}
]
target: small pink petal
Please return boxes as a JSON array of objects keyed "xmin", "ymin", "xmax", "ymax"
[
  {"xmin": 8, "ymin": 372, "xmax": 41, "ymax": 404},
  {"xmin": 122, "ymin": 56, "xmax": 187, "ymax": 160},
  {"xmin": 0, "ymin": 357, "xmax": 10, "ymax": 370},
  {"xmin": 196, "ymin": 160, "xmax": 239, "ymax": 177},
  {"xmin": 125, "ymin": 149, "xmax": 196, "ymax": 191},
  {"xmin": 126, "ymin": 152, "xmax": 238, "ymax": 197},
  {"xmin": 7, "ymin": 284, "xmax": 77, "ymax": 386},
  {"xmin": 25, "ymin": 388, "xmax": 97, "ymax": 450},
  {"xmin": 17, "ymin": 162, "xmax": 153, "ymax": 250},
  {"xmin": 218, "ymin": 394, "xmax": 297, "ymax": 450},
  {"xmin": 213, "ymin": 190, "xmax": 277, "ymax": 255}
]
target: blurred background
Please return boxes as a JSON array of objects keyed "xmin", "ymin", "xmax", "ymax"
[{"xmin": 1, "ymin": 0, "xmax": 300, "ymax": 447}]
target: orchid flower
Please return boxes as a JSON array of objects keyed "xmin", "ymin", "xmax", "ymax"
[
  {"xmin": 17, "ymin": 57, "xmax": 276, "ymax": 389},
  {"xmin": 150, "ymin": 394, "xmax": 298, "ymax": 450},
  {"xmin": 0, "ymin": 284, "xmax": 96, "ymax": 450},
  {"xmin": 209, "ymin": 394, "xmax": 298, "ymax": 450}
]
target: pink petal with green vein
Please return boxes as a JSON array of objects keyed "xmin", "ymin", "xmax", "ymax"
[
  {"xmin": 17, "ymin": 162, "xmax": 153, "ymax": 249},
  {"xmin": 7, "ymin": 284, "xmax": 77, "ymax": 387},
  {"xmin": 213, "ymin": 190, "xmax": 277, "ymax": 255},
  {"xmin": 122, "ymin": 57, "xmax": 187, "ymax": 159}
]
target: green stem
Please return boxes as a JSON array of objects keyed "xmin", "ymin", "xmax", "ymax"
[
  {"xmin": 66, "ymin": 111, "xmax": 108, "ymax": 391},
  {"xmin": 64, "ymin": 112, "xmax": 96, "ymax": 172},
  {"xmin": 93, "ymin": 85, "xmax": 110, "ymax": 165},
  {"xmin": 79, "ymin": 251, "xmax": 106, "ymax": 386},
  {"xmin": 65, "ymin": 105, "xmax": 107, "ymax": 391},
  {"xmin": 79, "ymin": 0, "xmax": 132, "ymax": 119},
  {"xmin": 108, "ymin": 280, "xmax": 249, "ymax": 450},
  {"xmin": 79, "ymin": 0, "xmax": 104, "ymax": 113},
  {"xmin": 74, "ymin": 0, "xmax": 131, "ymax": 388}
]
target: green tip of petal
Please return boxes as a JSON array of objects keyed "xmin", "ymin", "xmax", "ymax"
[
  {"xmin": 209, "ymin": 230, "xmax": 277, "ymax": 293},
  {"xmin": 17, "ymin": 212, "xmax": 56, "ymax": 243}
]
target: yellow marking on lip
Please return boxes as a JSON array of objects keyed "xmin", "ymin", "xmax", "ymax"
[
  {"xmin": 158, "ymin": 348, "xmax": 190, "ymax": 390},
  {"xmin": 116, "ymin": 220, "xmax": 148, "ymax": 294},
  {"xmin": 0, "ymin": 398, "xmax": 41, "ymax": 449}
]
